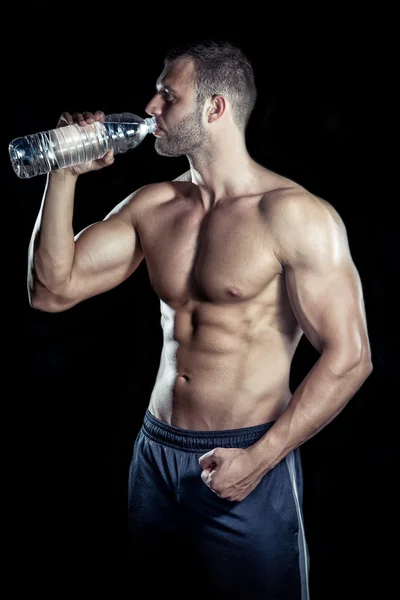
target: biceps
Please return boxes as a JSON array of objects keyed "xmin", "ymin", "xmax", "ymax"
[
  {"xmin": 285, "ymin": 262, "xmax": 368, "ymax": 357},
  {"xmin": 69, "ymin": 218, "xmax": 144, "ymax": 300}
]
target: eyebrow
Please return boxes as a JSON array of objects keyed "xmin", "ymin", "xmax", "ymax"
[{"xmin": 156, "ymin": 81, "xmax": 178, "ymax": 94}]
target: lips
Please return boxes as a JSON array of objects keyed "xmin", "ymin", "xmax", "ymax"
[{"xmin": 154, "ymin": 124, "xmax": 166, "ymax": 138}]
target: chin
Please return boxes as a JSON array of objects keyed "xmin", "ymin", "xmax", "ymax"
[{"xmin": 155, "ymin": 140, "xmax": 182, "ymax": 158}]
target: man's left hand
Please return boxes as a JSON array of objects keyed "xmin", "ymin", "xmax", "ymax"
[{"xmin": 199, "ymin": 447, "xmax": 265, "ymax": 502}]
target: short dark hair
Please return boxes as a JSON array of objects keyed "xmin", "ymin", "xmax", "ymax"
[{"xmin": 164, "ymin": 39, "xmax": 257, "ymax": 131}]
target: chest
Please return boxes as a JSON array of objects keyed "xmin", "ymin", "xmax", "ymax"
[{"xmin": 138, "ymin": 200, "xmax": 282, "ymax": 305}]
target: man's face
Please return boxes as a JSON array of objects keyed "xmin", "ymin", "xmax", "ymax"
[{"xmin": 145, "ymin": 58, "xmax": 207, "ymax": 157}]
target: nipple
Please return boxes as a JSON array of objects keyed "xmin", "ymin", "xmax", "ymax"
[{"xmin": 226, "ymin": 285, "xmax": 243, "ymax": 297}]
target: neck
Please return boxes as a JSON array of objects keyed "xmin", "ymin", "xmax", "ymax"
[{"xmin": 187, "ymin": 129, "xmax": 258, "ymax": 206}]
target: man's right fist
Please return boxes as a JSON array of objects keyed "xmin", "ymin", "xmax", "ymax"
[{"xmin": 54, "ymin": 110, "xmax": 114, "ymax": 177}]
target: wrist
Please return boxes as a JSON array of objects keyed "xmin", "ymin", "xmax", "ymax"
[
  {"xmin": 247, "ymin": 440, "xmax": 272, "ymax": 477},
  {"xmin": 248, "ymin": 431, "xmax": 283, "ymax": 476},
  {"xmin": 48, "ymin": 169, "xmax": 79, "ymax": 184}
]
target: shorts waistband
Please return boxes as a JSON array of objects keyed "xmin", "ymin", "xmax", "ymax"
[{"xmin": 142, "ymin": 409, "xmax": 275, "ymax": 452}]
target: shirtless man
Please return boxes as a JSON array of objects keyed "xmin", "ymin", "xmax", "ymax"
[{"xmin": 28, "ymin": 40, "xmax": 373, "ymax": 598}]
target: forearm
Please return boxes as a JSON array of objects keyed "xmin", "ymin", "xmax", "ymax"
[
  {"xmin": 250, "ymin": 350, "xmax": 373, "ymax": 474},
  {"xmin": 28, "ymin": 170, "xmax": 78, "ymax": 291}
]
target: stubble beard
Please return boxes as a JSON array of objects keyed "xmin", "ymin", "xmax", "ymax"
[{"xmin": 154, "ymin": 103, "xmax": 206, "ymax": 158}]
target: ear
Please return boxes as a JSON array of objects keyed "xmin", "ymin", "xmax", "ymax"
[{"xmin": 207, "ymin": 94, "xmax": 226, "ymax": 123}]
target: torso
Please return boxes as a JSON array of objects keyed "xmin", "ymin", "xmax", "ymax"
[{"xmin": 135, "ymin": 169, "xmax": 305, "ymax": 430}]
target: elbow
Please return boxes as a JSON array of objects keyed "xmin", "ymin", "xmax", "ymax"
[
  {"xmin": 355, "ymin": 357, "xmax": 374, "ymax": 390},
  {"xmin": 28, "ymin": 281, "xmax": 74, "ymax": 313},
  {"xmin": 324, "ymin": 344, "xmax": 373, "ymax": 378},
  {"xmin": 348, "ymin": 351, "xmax": 374, "ymax": 378},
  {"xmin": 29, "ymin": 294, "xmax": 69, "ymax": 313},
  {"xmin": 358, "ymin": 341, "xmax": 374, "ymax": 377},
  {"xmin": 361, "ymin": 356, "xmax": 373, "ymax": 377},
  {"xmin": 29, "ymin": 296, "xmax": 66, "ymax": 313}
]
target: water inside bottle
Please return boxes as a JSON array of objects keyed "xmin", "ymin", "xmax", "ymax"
[
  {"xmin": 9, "ymin": 117, "xmax": 154, "ymax": 179},
  {"xmin": 51, "ymin": 121, "xmax": 109, "ymax": 167},
  {"xmin": 103, "ymin": 121, "xmax": 148, "ymax": 154}
]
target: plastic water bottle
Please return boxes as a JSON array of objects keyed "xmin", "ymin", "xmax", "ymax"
[{"xmin": 8, "ymin": 112, "xmax": 157, "ymax": 179}]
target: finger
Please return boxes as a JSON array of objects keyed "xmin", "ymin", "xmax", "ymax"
[
  {"xmin": 200, "ymin": 467, "xmax": 214, "ymax": 486},
  {"xmin": 58, "ymin": 112, "xmax": 73, "ymax": 127},
  {"xmin": 92, "ymin": 149, "xmax": 114, "ymax": 170},
  {"xmin": 199, "ymin": 449, "xmax": 217, "ymax": 469},
  {"xmin": 83, "ymin": 111, "xmax": 95, "ymax": 124},
  {"xmin": 206, "ymin": 477, "xmax": 221, "ymax": 497},
  {"xmin": 200, "ymin": 457, "xmax": 217, "ymax": 470},
  {"xmin": 72, "ymin": 112, "xmax": 87, "ymax": 126},
  {"xmin": 101, "ymin": 149, "xmax": 114, "ymax": 164},
  {"xmin": 94, "ymin": 110, "xmax": 105, "ymax": 122}
]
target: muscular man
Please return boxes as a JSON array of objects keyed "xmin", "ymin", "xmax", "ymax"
[{"xmin": 28, "ymin": 40, "xmax": 373, "ymax": 599}]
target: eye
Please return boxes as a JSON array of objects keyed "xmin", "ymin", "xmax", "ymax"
[{"xmin": 162, "ymin": 91, "xmax": 174, "ymax": 103}]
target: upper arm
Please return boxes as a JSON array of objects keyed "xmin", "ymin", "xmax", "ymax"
[
  {"xmin": 59, "ymin": 184, "xmax": 162, "ymax": 308},
  {"xmin": 272, "ymin": 192, "xmax": 372, "ymax": 370}
]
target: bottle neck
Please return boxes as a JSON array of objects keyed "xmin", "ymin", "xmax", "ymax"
[{"xmin": 144, "ymin": 117, "xmax": 157, "ymax": 133}]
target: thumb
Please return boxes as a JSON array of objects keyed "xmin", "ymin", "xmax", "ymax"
[
  {"xmin": 102, "ymin": 149, "xmax": 115, "ymax": 163},
  {"xmin": 199, "ymin": 449, "xmax": 218, "ymax": 471},
  {"xmin": 94, "ymin": 149, "xmax": 114, "ymax": 169}
]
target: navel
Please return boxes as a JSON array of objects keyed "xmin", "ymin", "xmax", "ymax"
[
  {"xmin": 225, "ymin": 285, "xmax": 243, "ymax": 297},
  {"xmin": 177, "ymin": 374, "xmax": 190, "ymax": 382}
]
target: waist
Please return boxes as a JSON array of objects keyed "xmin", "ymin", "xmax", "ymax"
[
  {"xmin": 165, "ymin": 340, "xmax": 293, "ymax": 396},
  {"xmin": 142, "ymin": 409, "xmax": 275, "ymax": 452}
]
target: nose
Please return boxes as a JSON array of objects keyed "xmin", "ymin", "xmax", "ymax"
[{"xmin": 145, "ymin": 93, "xmax": 163, "ymax": 117}]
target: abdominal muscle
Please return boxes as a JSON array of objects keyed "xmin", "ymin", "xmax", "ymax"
[{"xmin": 148, "ymin": 299, "xmax": 302, "ymax": 431}]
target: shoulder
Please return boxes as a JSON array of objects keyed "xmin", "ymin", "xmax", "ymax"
[
  {"xmin": 261, "ymin": 186, "xmax": 350, "ymax": 267},
  {"xmin": 262, "ymin": 185, "xmax": 343, "ymax": 225},
  {"xmin": 107, "ymin": 171, "xmax": 194, "ymax": 229},
  {"xmin": 255, "ymin": 165, "xmax": 344, "ymax": 230},
  {"xmin": 131, "ymin": 171, "xmax": 192, "ymax": 205},
  {"xmin": 114, "ymin": 175, "xmax": 188, "ymax": 218}
]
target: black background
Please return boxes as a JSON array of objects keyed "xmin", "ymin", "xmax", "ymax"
[{"xmin": 6, "ymin": 14, "xmax": 396, "ymax": 600}]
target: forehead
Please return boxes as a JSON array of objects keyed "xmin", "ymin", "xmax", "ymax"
[{"xmin": 156, "ymin": 58, "xmax": 195, "ymax": 92}]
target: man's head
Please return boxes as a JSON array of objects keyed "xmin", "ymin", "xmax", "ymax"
[
  {"xmin": 145, "ymin": 39, "xmax": 257, "ymax": 157},
  {"xmin": 164, "ymin": 39, "xmax": 257, "ymax": 132}
]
